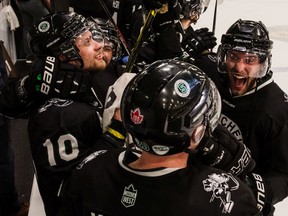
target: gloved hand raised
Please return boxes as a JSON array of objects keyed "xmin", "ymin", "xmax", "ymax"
[
  {"xmin": 142, "ymin": 0, "xmax": 167, "ymax": 10},
  {"xmin": 182, "ymin": 27, "xmax": 217, "ymax": 58},
  {"xmin": 27, "ymin": 56, "xmax": 95, "ymax": 103},
  {"xmin": 143, "ymin": 0, "xmax": 181, "ymax": 32},
  {"xmin": 196, "ymin": 124, "xmax": 255, "ymax": 180}
]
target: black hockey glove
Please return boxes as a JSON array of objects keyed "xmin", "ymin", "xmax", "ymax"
[
  {"xmin": 244, "ymin": 173, "xmax": 274, "ymax": 216},
  {"xmin": 27, "ymin": 56, "xmax": 95, "ymax": 103},
  {"xmin": 196, "ymin": 124, "xmax": 255, "ymax": 179},
  {"xmin": 182, "ymin": 27, "xmax": 217, "ymax": 59},
  {"xmin": 102, "ymin": 118, "xmax": 127, "ymax": 148},
  {"xmin": 142, "ymin": 0, "xmax": 167, "ymax": 10},
  {"xmin": 152, "ymin": 0, "xmax": 181, "ymax": 32}
]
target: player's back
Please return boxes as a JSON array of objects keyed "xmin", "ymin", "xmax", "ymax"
[
  {"xmin": 28, "ymin": 98, "xmax": 102, "ymax": 215},
  {"xmin": 59, "ymin": 149, "xmax": 261, "ymax": 216}
]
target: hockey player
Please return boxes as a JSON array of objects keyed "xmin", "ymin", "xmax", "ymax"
[
  {"xmin": 69, "ymin": 0, "xmax": 144, "ymax": 51},
  {"xmin": 58, "ymin": 59, "xmax": 262, "ymax": 216},
  {"xmin": 6, "ymin": 12, "xmax": 126, "ymax": 216},
  {"xmin": 176, "ymin": 0, "xmax": 217, "ymax": 62},
  {"xmin": 193, "ymin": 19, "xmax": 288, "ymax": 215}
]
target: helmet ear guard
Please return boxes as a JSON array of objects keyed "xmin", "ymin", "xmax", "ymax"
[{"xmin": 121, "ymin": 59, "xmax": 221, "ymax": 156}]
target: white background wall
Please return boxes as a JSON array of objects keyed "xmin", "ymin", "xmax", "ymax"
[{"xmin": 194, "ymin": 0, "xmax": 288, "ymax": 215}]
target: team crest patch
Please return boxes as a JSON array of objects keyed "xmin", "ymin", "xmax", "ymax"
[
  {"xmin": 121, "ymin": 184, "xmax": 137, "ymax": 208},
  {"xmin": 203, "ymin": 173, "xmax": 239, "ymax": 213},
  {"xmin": 174, "ymin": 79, "xmax": 190, "ymax": 97},
  {"xmin": 130, "ymin": 108, "xmax": 143, "ymax": 124}
]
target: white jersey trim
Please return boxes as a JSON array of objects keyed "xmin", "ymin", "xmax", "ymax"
[{"xmin": 118, "ymin": 151, "xmax": 181, "ymax": 177}]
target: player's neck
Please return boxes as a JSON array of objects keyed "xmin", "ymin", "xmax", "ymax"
[{"xmin": 129, "ymin": 151, "xmax": 188, "ymax": 170}]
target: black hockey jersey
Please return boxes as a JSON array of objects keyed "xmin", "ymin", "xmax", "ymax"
[
  {"xmin": 28, "ymin": 99, "xmax": 103, "ymax": 216},
  {"xmin": 59, "ymin": 149, "xmax": 261, "ymax": 216},
  {"xmin": 195, "ymin": 53, "xmax": 288, "ymax": 204}
]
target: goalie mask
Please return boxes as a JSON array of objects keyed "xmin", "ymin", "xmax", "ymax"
[
  {"xmin": 121, "ymin": 59, "xmax": 221, "ymax": 156},
  {"xmin": 217, "ymin": 19, "xmax": 273, "ymax": 78},
  {"xmin": 29, "ymin": 11, "xmax": 104, "ymax": 61}
]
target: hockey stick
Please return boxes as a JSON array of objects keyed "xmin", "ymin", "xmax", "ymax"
[
  {"xmin": 124, "ymin": 9, "xmax": 158, "ymax": 73},
  {"xmin": 98, "ymin": 0, "xmax": 130, "ymax": 56},
  {"xmin": 212, "ymin": 0, "xmax": 218, "ymax": 34},
  {"xmin": 0, "ymin": 40, "xmax": 18, "ymax": 79}
]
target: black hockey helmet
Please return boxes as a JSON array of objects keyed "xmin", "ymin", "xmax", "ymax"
[
  {"xmin": 121, "ymin": 59, "xmax": 221, "ymax": 156},
  {"xmin": 217, "ymin": 19, "xmax": 273, "ymax": 78},
  {"xmin": 29, "ymin": 11, "xmax": 104, "ymax": 61},
  {"xmin": 179, "ymin": 0, "xmax": 210, "ymax": 19},
  {"xmin": 93, "ymin": 18, "xmax": 122, "ymax": 60}
]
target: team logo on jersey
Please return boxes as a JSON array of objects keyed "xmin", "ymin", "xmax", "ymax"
[
  {"xmin": 174, "ymin": 79, "xmax": 190, "ymax": 98},
  {"xmin": 121, "ymin": 184, "xmax": 138, "ymax": 208},
  {"xmin": 203, "ymin": 173, "xmax": 239, "ymax": 213},
  {"xmin": 130, "ymin": 108, "xmax": 143, "ymax": 124}
]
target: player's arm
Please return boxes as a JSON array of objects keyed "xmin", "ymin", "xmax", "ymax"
[
  {"xmin": 100, "ymin": 108, "xmax": 127, "ymax": 149},
  {"xmin": 196, "ymin": 124, "xmax": 255, "ymax": 179},
  {"xmin": 195, "ymin": 124, "xmax": 274, "ymax": 215},
  {"xmin": 244, "ymin": 172, "xmax": 275, "ymax": 216}
]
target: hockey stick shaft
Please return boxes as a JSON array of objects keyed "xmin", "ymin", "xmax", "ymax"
[
  {"xmin": 124, "ymin": 9, "xmax": 157, "ymax": 73},
  {"xmin": 212, "ymin": 0, "xmax": 218, "ymax": 33},
  {"xmin": 98, "ymin": 0, "xmax": 130, "ymax": 56}
]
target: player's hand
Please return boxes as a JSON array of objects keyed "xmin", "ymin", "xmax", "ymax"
[
  {"xmin": 27, "ymin": 56, "xmax": 94, "ymax": 103},
  {"xmin": 196, "ymin": 124, "xmax": 255, "ymax": 179},
  {"xmin": 142, "ymin": 0, "xmax": 167, "ymax": 10},
  {"xmin": 182, "ymin": 27, "xmax": 217, "ymax": 58},
  {"xmin": 151, "ymin": 0, "xmax": 181, "ymax": 32}
]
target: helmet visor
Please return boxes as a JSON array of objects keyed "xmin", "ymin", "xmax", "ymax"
[{"xmin": 218, "ymin": 44, "xmax": 270, "ymax": 78}]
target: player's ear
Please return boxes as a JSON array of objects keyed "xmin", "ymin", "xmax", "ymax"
[{"xmin": 189, "ymin": 124, "xmax": 206, "ymax": 150}]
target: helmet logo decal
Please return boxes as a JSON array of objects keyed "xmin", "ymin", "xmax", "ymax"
[
  {"xmin": 130, "ymin": 108, "xmax": 143, "ymax": 124},
  {"xmin": 135, "ymin": 138, "xmax": 150, "ymax": 152},
  {"xmin": 121, "ymin": 184, "xmax": 138, "ymax": 208},
  {"xmin": 38, "ymin": 21, "xmax": 50, "ymax": 33},
  {"xmin": 174, "ymin": 79, "xmax": 190, "ymax": 97},
  {"xmin": 152, "ymin": 145, "xmax": 170, "ymax": 155}
]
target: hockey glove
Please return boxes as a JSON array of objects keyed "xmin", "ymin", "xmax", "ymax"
[
  {"xmin": 244, "ymin": 173, "xmax": 274, "ymax": 216},
  {"xmin": 102, "ymin": 118, "xmax": 127, "ymax": 148},
  {"xmin": 181, "ymin": 27, "xmax": 217, "ymax": 58},
  {"xmin": 142, "ymin": 0, "xmax": 167, "ymax": 10},
  {"xmin": 152, "ymin": 0, "xmax": 181, "ymax": 32},
  {"xmin": 196, "ymin": 124, "xmax": 255, "ymax": 179},
  {"xmin": 27, "ymin": 56, "xmax": 95, "ymax": 103}
]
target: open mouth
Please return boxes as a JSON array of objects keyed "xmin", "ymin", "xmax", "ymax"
[{"xmin": 232, "ymin": 73, "xmax": 247, "ymax": 89}]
